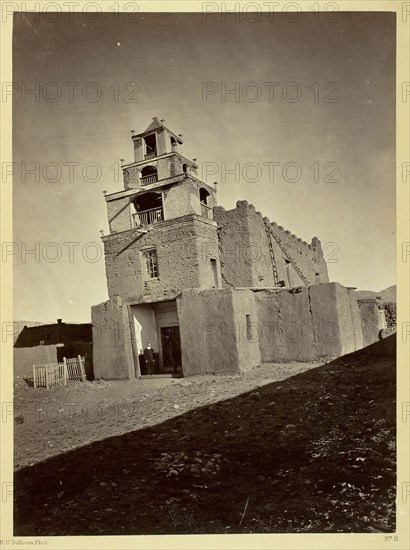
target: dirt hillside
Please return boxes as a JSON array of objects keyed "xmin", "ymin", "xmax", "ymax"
[{"xmin": 14, "ymin": 343, "xmax": 396, "ymax": 535}]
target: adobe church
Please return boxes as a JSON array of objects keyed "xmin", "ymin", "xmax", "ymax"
[{"xmin": 91, "ymin": 117, "xmax": 387, "ymax": 379}]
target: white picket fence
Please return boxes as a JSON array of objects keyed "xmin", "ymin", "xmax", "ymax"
[{"xmin": 33, "ymin": 355, "xmax": 86, "ymax": 389}]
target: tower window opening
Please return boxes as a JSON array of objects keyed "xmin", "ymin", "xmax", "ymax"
[
  {"xmin": 199, "ymin": 187, "xmax": 211, "ymax": 218},
  {"xmin": 144, "ymin": 134, "xmax": 157, "ymax": 159},
  {"xmin": 182, "ymin": 163, "xmax": 189, "ymax": 174},
  {"xmin": 140, "ymin": 165, "xmax": 158, "ymax": 185},
  {"xmin": 133, "ymin": 192, "xmax": 163, "ymax": 227}
]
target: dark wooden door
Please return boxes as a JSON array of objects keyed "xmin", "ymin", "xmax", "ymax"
[{"xmin": 160, "ymin": 326, "xmax": 181, "ymax": 373}]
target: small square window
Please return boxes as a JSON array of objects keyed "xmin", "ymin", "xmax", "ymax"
[
  {"xmin": 39, "ymin": 340, "xmax": 45, "ymax": 345},
  {"xmin": 142, "ymin": 249, "xmax": 158, "ymax": 279}
]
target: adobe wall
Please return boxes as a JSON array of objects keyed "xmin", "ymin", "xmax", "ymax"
[
  {"xmin": 13, "ymin": 345, "xmax": 58, "ymax": 378},
  {"xmin": 178, "ymin": 283, "xmax": 362, "ymax": 373},
  {"xmin": 166, "ymin": 177, "xmax": 216, "ymax": 219},
  {"xmin": 213, "ymin": 200, "xmax": 329, "ymax": 289},
  {"xmin": 103, "ymin": 215, "xmax": 220, "ymax": 303},
  {"xmin": 310, "ymin": 283, "xmax": 363, "ymax": 357},
  {"xmin": 255, "ymin": 282, "xmax": 363, "ymax": 362},
  {"xmin": 177, "ymin": 288, "xmax": 260, "ymax": 375},
  {"xmin": 157, "ymin": 157, "xmax": 172, "ymax": 180},
  {"xmin": 231, "ymin": 289, "xmax": 261, "ymax": 370},
  {"xmin": 357, "ymin": 299, "xmax": 385, "ymax": 347},
  {"xmin": 91, "ymin": 298, "xmax": 135, "ymax": 380},
  {"xmin": 268, "ymin": 223, "xmax": 329, "ymax": 285},
  {"xmin": 123, "ymin": 164, "xmax": 141, "ymax": 189},
  {"xmin": 213, "ymin": 205, "xmax": 254, "ymax": 287},
  {"xmin": 164, "ymin": 179, "xmax": 196, "ymax": 219},
  {"xmin": 170, "ymin": 155, "xmax": 184, "ymax": 177},
  {"xmin": 107, "ymin": 195, "xmax": 133, "ymax": 233},
  {"xmin": 196, "ymin": 220, "xmax": 223, "ymax": 290},
  {"xmin": 156, "ymin": 128, "xmax": 168, "ymax": 156},
  {"xmin": 91, "ymin": 283, "xmax": 367, "ymax": 379},
  {"xmin": 178, "ymin": 289, "xmax": 241, "ymax": 375},
  {"xmin": 255, "ymin": 288, "xmax": 316, "ymax": 362}
]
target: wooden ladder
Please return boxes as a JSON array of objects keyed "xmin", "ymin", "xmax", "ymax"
[
  {"xmin": 266, "ymin": 226, "xmax": 280, "ymax": 286},
  {"xmin": 265, "ymin": 222, "xmax": 311, "ymax": 286}
]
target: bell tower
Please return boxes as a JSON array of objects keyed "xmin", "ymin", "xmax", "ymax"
[
  {"xmin": 127, "ymin": 116, "xmax": 189, "ymax": 185},
  {"xmin": 114, "ymin": 117, "xmax": 217, "ymax": 229},
  {"xmin": 101, "ymin": 116, "xmax": 221, "ymax": 304}
]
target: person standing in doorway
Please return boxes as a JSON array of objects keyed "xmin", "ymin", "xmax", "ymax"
[{"xmin": 143, "ymin": 342, "xmax": 155, "ymax": 375}]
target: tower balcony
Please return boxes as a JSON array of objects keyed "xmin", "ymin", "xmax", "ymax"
[
  {"xmin": 133, "ymin": 207, "xmax": 164, "ymax": 227},
  {"xmin": 144, "ymin": 151, "xmax": 157, "ymax": 160},
  {"xmin": 140, "ymin": 174, "xmax": 158, "ymax": 186}
]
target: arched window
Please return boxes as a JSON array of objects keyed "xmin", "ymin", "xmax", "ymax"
[
  {"xmin": 133, "ymin": 192, "xmax": 163, "ymax": 226},
  {"xmin": 182, "ymin": 163, "xmax": 189, "ymax": 174},
  {"xmin": 140, "ymin": 165, "xmax": 158, "ymax": 185},
  {"xmin": 199, "ymin": 187, "xmax": 210, "ymax": 205},
  {"xmin": 170, "ymin": 136, "xmax": 177, "ymax": 151},
  {"xmin": 199, "ymin": 188, "xmax": 211, "ymax": 218}
]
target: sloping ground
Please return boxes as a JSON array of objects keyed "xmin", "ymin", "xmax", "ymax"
[
  {"xmin": 13, "ymin": 363, "xmax": 317, "ymax": 469},
  {"xmin": 14, "ymin": 344, "xmax": 396, "ymax": 535}
]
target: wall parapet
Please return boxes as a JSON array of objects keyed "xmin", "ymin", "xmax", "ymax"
[
  {"xmin": 228, "ymin": 199, "xmax": 322, "ymax": 255},
  {"xmin": 213, "ymin": 199, "xmax": 329, "ymax": 288}
]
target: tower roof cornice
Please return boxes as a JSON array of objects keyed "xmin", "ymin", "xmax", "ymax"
[{"xmin": 132, "ymin": 117, "xmax": 183, "ymax": 144}]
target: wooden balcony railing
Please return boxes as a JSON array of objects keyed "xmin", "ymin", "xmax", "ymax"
[
  {"xmin": 144, "ymin": 151, "xmax": 157, "ymax": 160},
  {"xmin": 133, "ymin": 207, "xmax": 164, "ymax": 227},
  {"xmin": 140, "ymin": 174, "xmax": 158, "ymax": 185}
]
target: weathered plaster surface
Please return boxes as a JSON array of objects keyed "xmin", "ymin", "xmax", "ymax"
[
  {"xmin": 178, "ymin": 289, "xmax": 260, "ymax": 375},
  {"xmin": 214, "ymin": 200, "xmax": 329, "ymax": 289},
  {"xmin": 357, "ymin": 299, "xmax": 384, "ymax": 347},
  {"xmin": 255, "ymin": 283, "xmax": 363, "ymax": 362},
  {"xmin": 91, "ymin": 298, "xmax": 134, "ymax": 380},
  {"xmin": 103, "ymin": 215, "xmax": 220, "ymax": 303},
  {"xmin": 14, "ymin": 345, "xmax": 58, "ymax": 378}
]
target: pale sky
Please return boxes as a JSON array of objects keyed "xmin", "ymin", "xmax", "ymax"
[{"xmin": 12, "ymin": 11, "xmax": 396, "ymax": 322}]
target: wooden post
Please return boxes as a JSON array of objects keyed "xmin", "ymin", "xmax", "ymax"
[
  {"xmin": 33, "ymin": 365, "xmax": 36, "ymax": 388},
  {"xmin": 78, "ymin": 355, "xmax": 86, "ymax": 381},
  {"xmin": 63, "ymin": 358, "xmax": 68, "ymax": 385},
  {"xmin": 45, "ymin": 365, "xmax": 49, "ymax": 389}
]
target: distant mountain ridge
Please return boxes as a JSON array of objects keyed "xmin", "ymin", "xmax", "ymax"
[{"xmin": 354, "ymin": 285, "xmax": 396, "ymax": 302}]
